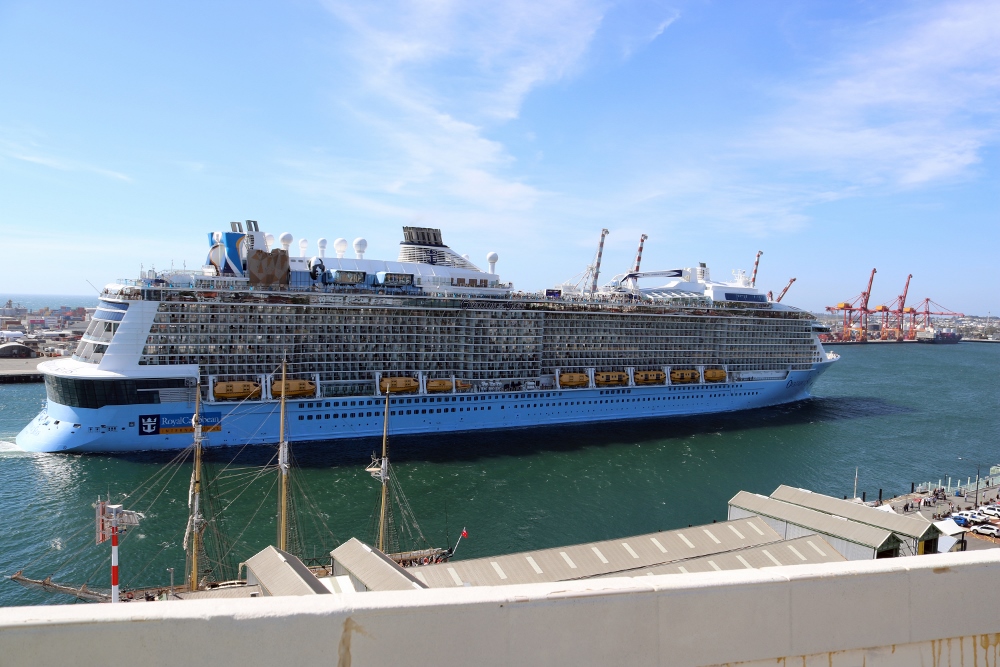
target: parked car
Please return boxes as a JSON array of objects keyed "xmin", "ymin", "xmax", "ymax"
[
  {"xmin": 971, "ymin": 524, "xmax": 1000, "ymax": 538},
  {"xmin": 952, "ymin": 516, "xmax": 971, "ymax": 528},
  {"xmin": 955, "ymin": 511, "xmax": 991, "ymax": 524},
  {"xmin": 977, "ymin": 506, "xmax": 1000, "ymax": 517}
]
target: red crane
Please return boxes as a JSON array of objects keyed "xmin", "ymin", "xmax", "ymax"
[
  {"xmin": 775, "ymin": 278, "xmax": 796, "ymax": 303},
  {"xmin": 825, "ymin": 268, "xmax": 876, "ymax": 341},
  {"xmin": 910, "ymin": 298, "xmax": 964, "ymax": 329},
  {"xmin": 750, "ymin": 251, "xmax": 763, "ymax": 288},
  {"xmin": 871, "ymin": 274, "xmax": 912, "ymax": 340}
]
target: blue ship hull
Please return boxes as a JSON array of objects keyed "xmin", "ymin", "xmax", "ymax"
[{"xmin": 16, "ymin": 363, "xmax": 833, "ymax": 454}]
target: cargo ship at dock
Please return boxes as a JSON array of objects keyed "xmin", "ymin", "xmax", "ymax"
[{"xmin": 16, "ymin": 224, "xmax": 838, "ymax": 453}]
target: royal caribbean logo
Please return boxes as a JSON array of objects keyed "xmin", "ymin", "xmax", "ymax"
[
  {"xmin": 785, "ymin": 379, "xmax": 807, "ymax": 389},
  {"xmin": 138, "ymin": 413, "xmax": 222, "ymax": 436}
]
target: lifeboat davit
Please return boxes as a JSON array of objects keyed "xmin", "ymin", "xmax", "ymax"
[
  {"xmin": 703, "ymin": 369, "xmax": 727, "ymax": 383},
  {"xmin": 634, "ymin": 370, "xmax": 666, "ymax": 385},
  {"xmin": 426, "ymin": 379, "xmax": 453, "ymax": 393},
  {"xmin": 670, "ymin": 369, "xmax": 701, "ymax": 384},
  {"xmin": 557, "ymin": 373, "xmax": 589, "ymax": 388},
  {"xmin": 595, "ymin": 372, "xmax": 628, "ymax": 386},
  {"xmin": 272, "ymin": 379, "xmax": 317, "ymax": 398},
  {"xmin": 380, "ymin": 377, "xmax": 419, "ymax": 394},
  {"xmin": 214, "ymin": 381, "xmax": 262, "ymax": 400}
]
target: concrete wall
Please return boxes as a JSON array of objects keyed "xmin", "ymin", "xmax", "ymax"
[{"xmin": 1, "ymin": 550, "xmax": 999, "ymax": 667}]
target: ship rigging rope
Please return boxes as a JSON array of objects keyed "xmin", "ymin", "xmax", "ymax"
[
  {"xmin": 286, "ymin": 448, "xmax": 339, "ymax": 545},
  {"xmin": 213, "ymin": 473, "xmax": 280, "ymax": 566},
  {"xmin": 215, "ymin": 450, "xmax": 279, "ymax": 517},
  {"xmin": 119, "ymin": 446, "xmax": 192, "ymax": 509},
  {"xmin": 124, "ymin": 524, "xmax": 187, "ymax": 588},
  {"xmin": 5, "ymin": 516, "xmax": 96, "ymax": 577},
  {"xmin": 208, "ymin": 396, "xmax": 281, "ymax": 480}
]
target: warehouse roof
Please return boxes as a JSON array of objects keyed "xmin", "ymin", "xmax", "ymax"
[
  {"xmin": 594, "ymin": 534, "xmax": 846, "ymax": 578},
  {"xmin": 729, "ymin": 491, "xmax": 901, "ymax": 552},
  {"xmin": 331, "ymin": 538, "xmax": 427, "ymax": 592},
  {"xmin": 770, "ymin": 485, "xmax": 940, "ymax": 541},
  {"xmin": 245, "ymin": 546, "xmax": 330, "ymax": 597},
  {"xmin": 410, "ymin": 517, "xmax": 781, "ymax": 588}
]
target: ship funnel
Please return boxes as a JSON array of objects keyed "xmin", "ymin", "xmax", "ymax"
[
  {"xmin": 487, "ymin": 251, "xmax": 498, "ymax": 274},
  {"xmin": 334, "ymin": 238, "xmax": 348, "ymax": 259},
  {"xmin": 279, "ymin": 232, "xmax": 293, "ymax": 253},
  {"xmin": 298, "ymin": 238, "xmax": 309, "ymax": 257},
  {"xmin": 353, "ymin": 237, "xmax": 367, "ymax": 259},
  {"xmin": 317, "ymin": 238, "xmax": 328, "ymax": 258}
]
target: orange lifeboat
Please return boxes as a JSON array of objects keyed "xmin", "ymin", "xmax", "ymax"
[
  {"xmin": 426, "ymin": 379, "xmax": 453, "ymax": 393},
  {"xmin": 272, "ymin": 379, "xmax": 317, "ymax": 398},
  {"xmin": 634, "ymin": 371, "xmax": 666, "ymax": 385},
  {"xmin": 595, "ymin": 371, "xmax": 628, "ymax": 386},
  {"xmin": 380, "ymin": 377, "xmax": 419, "ymax": 394},
  {"xmin": 214, "ymin": 381, "xmax": 262, "ymax": 400},
  {"xmin": 703, "ymin": 369, "xmax": 727, "ymax": 383},
  {"xmin": 670, "ymin": 369, "xmax": 701, "ymax": 384},
  {"xmin": 558, "ymin": 373, "xmax": 589, "ymax": 388}
]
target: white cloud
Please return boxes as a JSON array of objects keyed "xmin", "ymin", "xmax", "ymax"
[
  {"xmin": 283, "ymin": 0, "xmax": 611, "ymax": 220},
  {"xmin": 0, "ymin": 134, "xmax": 131, "ymax": 182},
  {"xmin": 753, "ymin": 1, "xmax": 1000, "ymax": 188}
]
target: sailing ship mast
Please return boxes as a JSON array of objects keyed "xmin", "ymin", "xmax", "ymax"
[
  {"xmin": 277, "ymin": 356, "xmax": 289, "ymax": 552},
  {"xmin": 187, "ymin": 382, "xmax": 204, "ymax": 591},
  {"xmin": 366, "ymin": 391, "xmax": 452, "ymax": 565},
  {"xmin": 377, "ymin": 391, "xmax": 390, "ymax": 552}
]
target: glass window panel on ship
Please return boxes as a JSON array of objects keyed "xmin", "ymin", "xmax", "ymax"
[{"xmin": 138, "ymin": 299, "xmax": 820, "ymax": 393}]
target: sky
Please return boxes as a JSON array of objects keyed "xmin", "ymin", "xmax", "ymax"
[{"xmin": 0, "ymin": 0, "xmax": 997, "ymax": 315}]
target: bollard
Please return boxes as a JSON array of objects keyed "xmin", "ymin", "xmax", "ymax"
[
  {"xmin": 879, "ymin": 489, "xmax": 883, "ymax": 502},
  {"xmin": 862, "ymin": 491, "xmax": 866, "ymax": 502},
  {"xmin": 911, "ymin": 482, "xmax": 915, "ymax": 493}
]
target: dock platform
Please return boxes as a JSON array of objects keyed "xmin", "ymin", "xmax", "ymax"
[{"xmin": 0, "ymin": 358, "xmax": 45, "ymax": 384}]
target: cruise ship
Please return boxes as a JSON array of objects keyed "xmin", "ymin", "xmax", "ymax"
[{"xmin": 16, "ymin": 224, "xmax": 838, "ymax": 453}]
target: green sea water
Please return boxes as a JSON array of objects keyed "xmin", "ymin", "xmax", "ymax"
[{"xmin": 1, "ymin": 343, "xmax": 997, "ymax": 606}]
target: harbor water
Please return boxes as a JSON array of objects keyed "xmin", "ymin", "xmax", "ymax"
[{"xmin": 0, "ymin": 343, "xmax": 997, "ymax": 606}]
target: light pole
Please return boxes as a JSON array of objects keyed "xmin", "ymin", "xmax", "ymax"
[
  {"xmin": 167, "ymin": 567, "xmax": 174, "ymax": 591},
  {"xmin": 958, "ymin": 458, "xmax": 982, "ymax": 507}
]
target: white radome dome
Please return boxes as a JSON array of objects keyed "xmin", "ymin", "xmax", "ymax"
[
  {"xmin": 487, "ymin": 252, "xmax": 499, "ymax": 263},
  {"xmin": 334, "ymin": 238, "xmax": 348, "ymax": 258},
  {"xmin": 279, "ymin": 232, "xmax": 293, "ymax": 252},
  {"xmin": 317, "ymin": 238, "xmax": 328, "ymax": 258},
  {"xmin": 353, "ymin": 237, "xmax": 367, "ymax": 258},
  {"xmin": 298, "ymin": 238, "xmax": 309, "ymax": 257}
]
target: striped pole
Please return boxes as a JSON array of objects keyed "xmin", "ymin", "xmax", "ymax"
[{"xmin": 110, "ymin": 514, "xmax": 119, "ymax": 604}]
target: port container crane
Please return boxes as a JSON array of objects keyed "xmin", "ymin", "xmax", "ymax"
[
  {"xmin": 910, "ymin": 298, "xmax": 964, "ymax": 329},
  {"xmin": 826, "ymin": 268, "xmax": 876, "ymax": 341},
  {"xmin": 872, "ymin": 274, "xmax": 912, "ymax": 341}
]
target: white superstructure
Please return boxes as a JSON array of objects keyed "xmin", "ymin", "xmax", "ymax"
[{"xmin": 17, "ymin": 224, "xmax": 837, "ymax": 453}]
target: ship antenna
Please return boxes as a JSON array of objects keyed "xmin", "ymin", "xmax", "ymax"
[{"xmin": 278, "ymin": 355, "xmax": 289, "ymax": 552}]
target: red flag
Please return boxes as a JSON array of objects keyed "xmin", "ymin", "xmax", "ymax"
[{"xmin": 461, "ymin": 528, "xmax": 468, "ymax": 539}]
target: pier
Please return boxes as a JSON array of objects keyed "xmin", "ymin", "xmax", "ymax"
[{"xmin": 0, "ymin": 358, "xmax": 44, "ymax": 384}]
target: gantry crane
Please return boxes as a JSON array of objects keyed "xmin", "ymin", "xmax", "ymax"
[
  {"xmin": 871, "ymin": 274, "xmax": 912, "ymax": 341},
  {"xmin": 909, "ymin": 298, "xmax": 964, "ymax": 330},
  {"xmin": 826, "ymin": 268, "xmax": 877, "ymax": 341}
]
